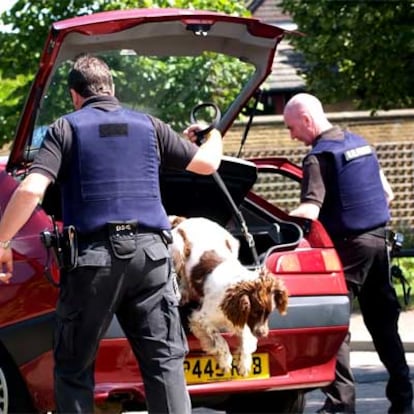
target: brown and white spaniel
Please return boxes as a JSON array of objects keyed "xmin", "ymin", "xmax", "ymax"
[{"xmin": 169, "ymin": 216, "xmax": 288, "ymax": 376}]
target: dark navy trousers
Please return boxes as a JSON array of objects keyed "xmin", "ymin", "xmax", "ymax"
[
  {"xmin": 53, "ymin": 232, "xmax": 191, "ymax": 414},
  {"xmin": 322, "ymin": 230, "xmax": 413, "ymax": 414}
]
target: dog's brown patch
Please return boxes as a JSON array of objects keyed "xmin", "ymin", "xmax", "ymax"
[
  {"xmin": 169, "ymin": 215, "xmax": 187, "ymax": 229},
  {"xmin": 260, "ymin": 270, "xmax": 289, "ymax": 315},
  {"xmin": 176, "ymin": 227, "xmax": 192, "ymax": 261},
  {"xmin": 190, "ymin": 250, "xmax": 224, "ymax": 299}
]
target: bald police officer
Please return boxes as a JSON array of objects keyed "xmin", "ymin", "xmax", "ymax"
[{"xmin": 284, "ymin": 93, "xmax": 413, "ymax": 414}]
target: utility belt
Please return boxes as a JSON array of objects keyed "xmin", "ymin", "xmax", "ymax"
[
  {"xmin": 40, "ymin": 223, "xmax": 78, "ymax": 272},
  {"xmin": 78, "ymin": 221, "xmax": 173, "ymax": 245},
  {"xmin": 41, "ymin": 220, "xmax": 173, "ymax": 271},
  {"xmin": 332, "ymin": 224, "xmax": 386, "ymax": 242}
]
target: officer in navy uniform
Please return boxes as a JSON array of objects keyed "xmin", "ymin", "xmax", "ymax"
[
  {"xmin": 0, "ymin": 54, "xmax": 223, "ymax": 413},
  {"xmin": 284, "ymin": 93, "xmax": 413, "ymax": 414}
]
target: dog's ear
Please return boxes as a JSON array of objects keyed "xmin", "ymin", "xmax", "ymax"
[
  {"xmin": 259, "ymin": 268, "xmax": 289, "ymax": 316},
  {"xmin": 176, "ymin": 228, "xmax": 192, "ymax": 261},
  {"xmin": 220, "ymin": 287, "xmax": 251, "ymax": 328}
]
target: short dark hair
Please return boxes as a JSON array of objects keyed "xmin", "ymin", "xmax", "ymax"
[{"xmin": 68, "ymin": 54, "xmax": 114, "ymax": 98}]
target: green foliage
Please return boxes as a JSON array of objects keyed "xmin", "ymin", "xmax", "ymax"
[
  {"xmin": 0, "ymin": 69, "xmax": 32, "ymax": 141},
  {"xmin": 38, "ymin": 51, "xmax": 253, "ymax": 134},
  {"xmin": 0, "ymin": 0, "xmax": 249, "ymax": 147},
  {"xmin": 391, "ymin": 257, "xmax": 414, "ymax": 310},
  {"xmin": 353, "ymin": 257, "xmax": 414, "ymax": 312},
  {"xmin": 393, "ymin": 257, "xmax": 414, "ymax": 284},
  {"xmin": 280, "ymin": 0, "xmax": 414, "ymax": 111},
  {"xmin": 108, "ymin": 53, "xmax": 253, "ymax": 131}
]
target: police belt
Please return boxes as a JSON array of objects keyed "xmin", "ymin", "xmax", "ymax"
[
  {"xmin": 77, "ymin": 222, "xmax": 166, "ymax": 244},
  {"xmin": 332, "ymin": 224, "xmax": 386, "ymax": 241}
]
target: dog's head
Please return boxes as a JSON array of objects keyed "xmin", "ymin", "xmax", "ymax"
[{"xmin": 220, "ymin": 269, "xmax": 288, "ymax": 338}]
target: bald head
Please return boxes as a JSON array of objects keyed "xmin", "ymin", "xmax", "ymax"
[
  {"xmin": 283, "ymin": 93, "xmax": 332, "ymax": 146},
  {"xmin": 284, "ymin": 93, "xmax": 325, "ymax": 119}
]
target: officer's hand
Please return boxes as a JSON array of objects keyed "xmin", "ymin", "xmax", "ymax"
[
  {"xmin": 0, "ymin": 247, "xmax": 13, "ymax": 284},
  {"xmin": 183, "ymin": 123, "xmax": 209, "ymax": 144}
]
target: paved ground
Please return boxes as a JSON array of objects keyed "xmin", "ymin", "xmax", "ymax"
[
  {"xmin": 304, "ymin": 309, "xmax": 414, "ymax": 413},
  {"xmin": 305, "ymin": 351, "xmax": 414, "ymax": 413},
  {"xmin": 350, "ymin": 308, "xmax": 414, "ymax": 352}
]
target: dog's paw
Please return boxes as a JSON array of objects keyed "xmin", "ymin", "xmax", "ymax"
[
  {"xmin": 216, "ymin": 351, "xmax": 233, "ymax": 374},
  {"xmin": 237, "ymin": 353, "xmax": 253, "ymax": 377}
]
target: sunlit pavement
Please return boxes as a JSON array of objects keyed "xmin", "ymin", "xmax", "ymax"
[
  {"xmin": 124, "ymin": 352, "xmax": 414, "ymax": 414},
  {"xmin": 305, "ymin": 351, "xmax": 414, "ymax": 413}
]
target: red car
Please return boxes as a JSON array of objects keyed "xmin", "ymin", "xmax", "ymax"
[{"xmin": 0, "ymin": 8, "xmax": 349, "ymax": 414}]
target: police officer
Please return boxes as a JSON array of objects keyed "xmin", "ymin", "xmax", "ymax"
[
  {"xmin": 284, "ymin": 93, "xmax": 413, "ymax": 414},
  {"xmin": 0, "ymin": 54, "xmax": 223, "ymax": 413}
]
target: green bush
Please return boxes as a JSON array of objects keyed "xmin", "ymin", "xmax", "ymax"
[
  {"xmin": 391, "ymin": 257, "xmax": 414, "ymax": 310},
  {"xmin": 353, "ymin": 257, "xmax": 413, "ymax": 312}
]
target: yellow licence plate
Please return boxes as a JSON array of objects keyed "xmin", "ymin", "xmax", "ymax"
[{"xmin": 184, "ymin": 353, "xmax": 269, "ymax": 384}]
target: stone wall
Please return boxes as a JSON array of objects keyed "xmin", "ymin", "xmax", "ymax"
[{"xmin": 223, "ymin": 109, "xmax": 414, "ymax": 232}]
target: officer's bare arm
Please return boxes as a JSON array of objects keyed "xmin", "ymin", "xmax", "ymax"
[
  {"xmin": 185, "ymin": 129, "xmax": 223, "ymax": 175},
  {"xmin": 0, "ymin": 172, "xmax": 52, "ymax": 242}
]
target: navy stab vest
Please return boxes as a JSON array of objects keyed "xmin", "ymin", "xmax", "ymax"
[
  {"xmin": 309, "ymin": 131, "xmax": 389, "ymax": 237},
  {"xmin": 61, "ymin": 106, "xmax": 170, "ymax": 233}
]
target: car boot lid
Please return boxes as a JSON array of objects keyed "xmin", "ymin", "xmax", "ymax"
[{"xmin": 8, "ymin": 8, "xmax": 292, "ymax": 169}]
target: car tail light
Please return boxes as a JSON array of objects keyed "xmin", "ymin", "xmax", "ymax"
[{"xmin": 266, "ymin": 248, "xmax": 342, "ymax": 274}]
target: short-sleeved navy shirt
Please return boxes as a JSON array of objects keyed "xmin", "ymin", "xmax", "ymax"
[
  {"xmin": 300, "ymin": 126, "xmax": 345, "ymax": 208},
  {"xmin": 30, "ymin": 95, "xmax": 198, "ymax": 182}
]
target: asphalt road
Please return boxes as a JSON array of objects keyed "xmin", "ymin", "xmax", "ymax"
[{"xmin": 126, "ymin": 352, "xmax": 414, "ymax": 414}]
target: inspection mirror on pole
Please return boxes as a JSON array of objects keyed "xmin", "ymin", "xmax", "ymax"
[{"xmin": 190, "ymin": 102, "xmax": 221, "ymax": 145}]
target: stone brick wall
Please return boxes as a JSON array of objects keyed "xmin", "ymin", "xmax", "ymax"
[{"xmin": 223, "ymin": 109, "xmax": 414, "ymax": 232}]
